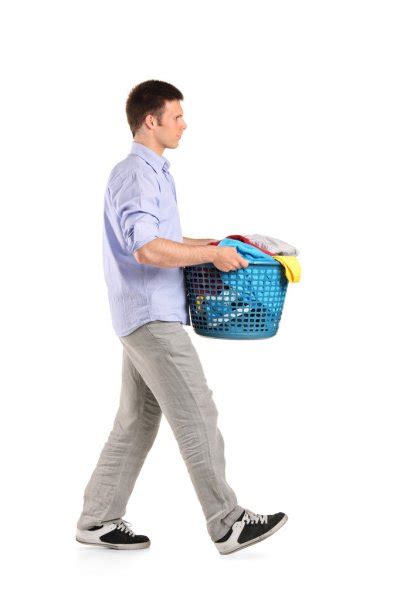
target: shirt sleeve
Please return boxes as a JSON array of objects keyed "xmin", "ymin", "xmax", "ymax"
[{"xmin": 112, "ymin": 170, "xmax": 160, "ymax": 254}]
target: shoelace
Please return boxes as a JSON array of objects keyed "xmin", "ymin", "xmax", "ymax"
[
  {"xmin": 112, "ymin": 518, "xmax": 136, "ymax": 537},
  {"xmin": 243, "ymin": 509, "xmax": 268, "ymax": 525}
]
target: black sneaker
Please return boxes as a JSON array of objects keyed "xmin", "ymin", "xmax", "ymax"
[
  {"xmin": 76, "ymin": 518, "xmax": 150, "ymax": 550},
  {"xmin": 214, "ymin": 509, "xmax": 288, "ymax": 555}
]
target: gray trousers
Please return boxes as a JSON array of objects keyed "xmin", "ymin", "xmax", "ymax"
[{"xmin": 77, "ymin": 320, "xmax": 244, "ymax": 541}]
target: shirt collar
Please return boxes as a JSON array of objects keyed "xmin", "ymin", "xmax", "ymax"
[{"xmin": 129, "ymin": 141, "xmax": 170, "ymax": 174}]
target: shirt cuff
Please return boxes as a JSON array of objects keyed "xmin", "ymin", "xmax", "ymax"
[
  {"xmin": 127, "ymin": 216, "xmax": 160, "ymax": 254},
  {"xmin": 131, "ymin": 234, "xmax": 159, "ymax": 254}
]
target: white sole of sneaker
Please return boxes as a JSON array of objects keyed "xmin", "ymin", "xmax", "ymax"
[
  {"xmin": 76, "ymin": 537, "xmax": 150, "ymax": 550},
  {"xmin": 217, "ymin": 513, "xmax": 288, "ymax": 555}
]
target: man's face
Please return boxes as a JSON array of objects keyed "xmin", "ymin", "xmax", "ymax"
[{"xmin": 154, "ymin": 99, "xmax": 187, "ymax": 149}]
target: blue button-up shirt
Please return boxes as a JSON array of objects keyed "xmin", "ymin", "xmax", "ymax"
[{"xmin": 102, "ymin": 141, "xmax": 190, "ymax": 337}]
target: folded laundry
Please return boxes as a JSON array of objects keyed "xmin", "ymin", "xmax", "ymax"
[
  {"xmin": 211, "ymin": 238, "xmax": 301, "ymax": 284},
  {"xmin": 245, "ymin": 233, "xmax": 299, "ymax": 256},
  {"xmin": 216, "ymin": 238, "xmax": 278, "ymax": 264},
  {"xmin": 209, "ymin": 234, "xmax": 299, "ymax": 257},
  {"xmin": 215, "ymin": 238, "xmax": 301, "ymax": 284},
  {"xmin": 209, "ymin": 234, "xmax": 275, "ymax": 256}
]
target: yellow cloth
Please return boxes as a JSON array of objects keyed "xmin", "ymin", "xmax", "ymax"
[{"xmin": 272, "ymin": 255, "xmax": 301, "ymax": 283}]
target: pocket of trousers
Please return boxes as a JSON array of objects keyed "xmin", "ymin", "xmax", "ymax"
[
  {"xmin": 144, "ymin": 321, "xmax": 185, "ymax": 355},
  {"xmin": 145, "ymin": 321, "xmax": 182, "ymax": 335}
]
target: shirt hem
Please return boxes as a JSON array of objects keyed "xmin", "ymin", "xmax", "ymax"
[{"xmin": 117, "ymin": 314, "xmax": 190, "ymax": 338}]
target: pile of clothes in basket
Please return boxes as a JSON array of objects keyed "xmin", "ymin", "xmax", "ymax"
[{"xmin": 190, "ymin": 233, "xmax": 301, "ymax": 330}]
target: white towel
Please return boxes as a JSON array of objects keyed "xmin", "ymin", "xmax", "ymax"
[{"xmin": 245, "ymin": 234, "xmax": 299, "ymax": 256}]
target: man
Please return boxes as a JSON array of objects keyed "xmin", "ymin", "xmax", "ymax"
[{"xmin": 76, "ymin": 80, "xmax": 288, "ymax": 555}]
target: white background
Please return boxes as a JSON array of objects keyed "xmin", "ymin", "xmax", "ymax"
[{"xmin": 1, "ymin": 1, "xmax": 399, "ymax": 598}]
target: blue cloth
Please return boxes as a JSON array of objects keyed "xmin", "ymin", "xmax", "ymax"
[
  {"xmin": 197, "ymin": 289, "xmax": 280, "ymax": 330},
  {"xmin": 216, "ymin": 238, "xmax": 280, "ymax": 306},
  {"xmin": 194, "ymin": 238, "xmax": 283, "ymax": 329},
  {"xmin": 196, "ymin": 289, "xmax": 252, "ymax": 328},
  {"xmin": 103, "ymin": 141, "xmax": 190, "ymax": 337},
  {"xmin": 217, "ymin": 238, "xmax": 278, "ymax": 264}
]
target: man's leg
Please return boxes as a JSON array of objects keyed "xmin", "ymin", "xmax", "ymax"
[
  {"xmin": 77, "ymin": 347, "xmax": 162, "ymax": 529},
  {"xmin": 120, "ymin": 320, "xmax": 245, "ymax": 542}
]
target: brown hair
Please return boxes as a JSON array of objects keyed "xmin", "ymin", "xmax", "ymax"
[{"xmin": 125, "ymin": 80, "xmax": 184, "ymax": 137}]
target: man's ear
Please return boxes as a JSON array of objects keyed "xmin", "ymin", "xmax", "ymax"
[{"xmin": 143, "ymin": 114, "xmax": 155, "ymax": 130}]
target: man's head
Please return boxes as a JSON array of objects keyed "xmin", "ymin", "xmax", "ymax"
[{"xmin": 126, "ymin": 80, "xmax": 187, "ymax": 155}]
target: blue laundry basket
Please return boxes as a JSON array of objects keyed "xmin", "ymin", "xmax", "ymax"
[{"xmin": 183, "ymin": 262, "xmax": 288, "ymax": 339}]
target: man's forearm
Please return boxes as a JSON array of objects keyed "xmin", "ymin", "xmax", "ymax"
[
  {"xmin": 135, "ymin": 238, "xmax": 218, "ymax": 268},
  {"xmin": 182, "ymin": 236, "xmax": 218, "ymax": 246}
]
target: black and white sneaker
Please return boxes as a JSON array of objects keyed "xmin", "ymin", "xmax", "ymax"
[
  {"xmin": 76, "ymin": 518, "xmax": 150, "ymax": 550},
  {"xmin": 214, "ymin": 509, "xmax": 288, "ymax": 555}
]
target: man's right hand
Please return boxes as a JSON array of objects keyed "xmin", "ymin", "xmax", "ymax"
[{"xmin": 212, "ymin": 247, "xmax": 249, "ymax": 272}]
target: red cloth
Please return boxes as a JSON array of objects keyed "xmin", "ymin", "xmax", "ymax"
[{"xmin": 208, "ymin": 234, "xmax": 275, "ymax": 256}]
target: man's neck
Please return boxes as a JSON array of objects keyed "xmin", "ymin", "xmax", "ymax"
[{"xmin": 134, "ymin": 137, "xmax": 164, "ymax": 157}]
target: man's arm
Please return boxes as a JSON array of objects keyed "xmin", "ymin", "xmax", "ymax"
[
  {"xmin": 134, "ymin": 238, "xmax": 218, "ymax": 268},
  {"xmin": 182, "ymin": 236, "xmax": 219, "ymax": 246}
]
